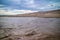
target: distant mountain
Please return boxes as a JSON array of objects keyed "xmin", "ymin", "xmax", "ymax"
[
  {"xmin": 17, "ymin": 9, "xmax": 60, "ymax": 17},
  {"xmin": 0, "ymin": 9, "xmax": 60, "ymax": 18}
]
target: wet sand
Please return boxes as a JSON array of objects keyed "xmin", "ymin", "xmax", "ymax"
[{"xmin": 0, "ymin": 17, "xmax": 60, "ymax": 40}]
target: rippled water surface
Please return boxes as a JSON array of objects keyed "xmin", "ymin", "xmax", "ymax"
[{"xmin": 0, "ymin": 17, "xmax": 60, "ymax": 35}]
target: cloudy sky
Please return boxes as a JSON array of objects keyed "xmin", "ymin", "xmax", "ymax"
[{"xmin": 0, "ymin": 0, "xmax": 60, "ymax": 15}]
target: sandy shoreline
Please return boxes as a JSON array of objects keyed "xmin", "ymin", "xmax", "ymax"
[
  {"xmin": 0, "ymin": 17, "xmax": 60, "ymax": 40},
  {"xmin": 0, "ymin": 28, "xmax": 60, "ymax": 40}
]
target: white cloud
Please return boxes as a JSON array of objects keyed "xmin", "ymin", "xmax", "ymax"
[
  {"xmin": 23, "ymin": 0, "xmax": 60, "ymax": 10},
  {"xmin": 47, "ymin": 2, "xmax": 60, "ymax": 7},
  {"xmin": 21, "ymin": 0, "xmax": 37, "ymax": 8},
  {"xmin": 0, "ymin": 4, "xmax": 5, "ymax": 7},
  {"xmin": 0, "ymin": 0, "xmax": 60, "ymax": 13},
  {"xmin": 0, "ymin": 9, "xmax": 37, "ymax": 15},
  {"xmin": 23, "ymin": 0, "xmax": 35, "ymax": 5},
  {"xmin": 37, "ymin": 2, "xmax": 60, "ymax": 10},
  {"xmin": 8, "ymin": 0, "xmax": 21, "ymax": 4},
  {"xmin": 0, "ymin": 10, "xmax": 16, "ymax": 15},
  {"xmin": 0, "ymin": 4, "xmax": 38, "ymax": 15},
  {"xmin": 52, "ymin": 2, "xmax": 60, "ymax": 7},
  {"xmin": 12, "ymin": 9, "xmax": 37, "ymax": 13}
]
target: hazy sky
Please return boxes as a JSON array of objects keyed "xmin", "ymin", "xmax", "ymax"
[{"xmin": 0, "ymin": 0, "xmax": 60, "ymax": 15}]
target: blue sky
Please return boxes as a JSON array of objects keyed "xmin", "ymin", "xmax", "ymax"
[{"xmin": 0, "ymin": 0, "xmax": 60, "ymax": 15}]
